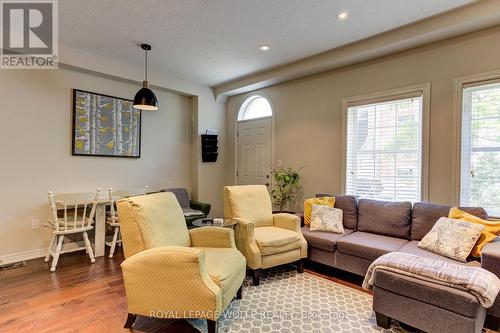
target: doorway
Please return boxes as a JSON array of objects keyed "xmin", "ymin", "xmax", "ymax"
[{"xmin": 236, "ymin": 95, "xmax": 273, "ymax": 187}]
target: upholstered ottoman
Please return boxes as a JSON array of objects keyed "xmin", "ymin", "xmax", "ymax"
[{"xmin": 372, "ymin": 270, "xmax": 487, "ymax": 333}]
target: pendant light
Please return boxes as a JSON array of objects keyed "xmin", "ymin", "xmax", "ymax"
[{"xmin": 133, "ymin": 44, "xmax": 158, "ymax": 110}]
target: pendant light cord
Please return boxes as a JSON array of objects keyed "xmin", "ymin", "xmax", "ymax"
[{"xmin": 144, "ymin": 49, "xmax": 148, "ymax": 82}]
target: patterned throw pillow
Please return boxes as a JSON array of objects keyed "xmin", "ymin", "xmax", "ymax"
[
  {"xmin": 418, "ymin": 217, "xmax": 484, "ymax": 262},
  {"xmin": 310, "ymin": 204, "xmax": 344, "ymax": 234},
  {"xmin": 448, "ymin": 207, "xmax": 500, "ymax": 258},
  {"xmin": 303, "ymin": 197, "xmax": 335, "ymax": 226}
]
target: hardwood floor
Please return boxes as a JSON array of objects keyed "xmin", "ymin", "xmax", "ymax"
[
  {"xmin": 0, "ymin": 250, "xmax": 199, "ymax": 333},
  {"xmin": 0, "ymin": 248, "xmax": 369, "ymax": 333}
]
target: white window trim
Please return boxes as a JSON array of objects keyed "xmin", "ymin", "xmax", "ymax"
[
  {"xmin": 237, "ymin": 94, "xmax": 273, "ymax": 122},
  {"xmin": 452, "ymin": 70, "xmax": 500, "ymax": 207},
  {"xmin": 341, "ymin": 83, "xmax": 431, "ymax": 201}
]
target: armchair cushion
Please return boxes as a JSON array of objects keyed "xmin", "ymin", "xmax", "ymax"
[
  {"xmin": 224, "ymin": 185, "xmax": 273, "ymax": 227},
  {"xmin": 254, "ymin": 226, "xmax": 302, "ymax": 256},
  {"xmin": 117, "ymin": 192, "xmax": 191, "ymax": 258}
]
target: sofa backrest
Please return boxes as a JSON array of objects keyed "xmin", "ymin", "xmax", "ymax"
[
  {"xmin": 357, "ymin": 199, "xmax": 412, "ymax": 239},
  {"xmin": 116, "ymin": 192, "xmax": 191, "ymax": 258},
  {"xmin": 411, "ymin": 202, "xmax": 488, "ymax": 241},
  {"xmin": 316, "ymin": 194, "xmax": 358, "ymax": 230},
  {"xmin": 161, "ymin": 187, "xmax": 190, "ymax": 208}
]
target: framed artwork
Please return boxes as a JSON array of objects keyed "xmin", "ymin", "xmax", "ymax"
[{"xmin": 72, "ymin": 89, "xmax": 141, "ymax": 158}]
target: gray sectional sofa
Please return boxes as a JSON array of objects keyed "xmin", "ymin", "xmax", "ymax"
[{"xmin": 301, "ymin": 195, "xmax": 500, "ymax": 331}]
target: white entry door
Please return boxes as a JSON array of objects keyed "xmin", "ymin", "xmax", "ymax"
[{"xmin": 237, "ymin": 117, "xmax": 272, "ymax": 186}]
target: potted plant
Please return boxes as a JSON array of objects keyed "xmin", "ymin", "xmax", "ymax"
[{"xmin": 270, "ymin": 166, "xmax": 300, "ymax": 213}]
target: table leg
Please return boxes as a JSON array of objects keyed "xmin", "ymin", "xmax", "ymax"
[{"xmin": 94, "ymin": 204, "xmax": 106, "ymax": 257}]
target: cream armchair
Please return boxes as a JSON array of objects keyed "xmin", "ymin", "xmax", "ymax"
[
  {"xmin": 117, "ymin": 192, "xmax": 246, "ymax": 333},
  {"xmin": 224, "ymin": 185, "xmax": 307, "ymax": 285}
]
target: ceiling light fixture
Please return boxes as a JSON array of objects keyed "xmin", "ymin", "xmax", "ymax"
[
  {"xmin": 338, "ymin": 11, "xmax": 348, "ymax": 20},
  {"xmin": 133, "ymin": 43, "xmax": 158, "ymax": 111},
  {"xmin": 259, "ymin": 45, "xmax": 270, "ymax": 51}
]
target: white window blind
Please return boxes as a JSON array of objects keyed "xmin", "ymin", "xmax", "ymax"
[
  {"xmin": 346, "ymin": 96, "xmax": 423, "ymax": 202},
  {"xmin": 461, "ymin": 81, "xmax": 500, "ymax": 216}
]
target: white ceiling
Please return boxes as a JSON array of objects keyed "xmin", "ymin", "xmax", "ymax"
[{"xmin": 59, "ymin": 0, "xmax": 474, "ymax": 87}]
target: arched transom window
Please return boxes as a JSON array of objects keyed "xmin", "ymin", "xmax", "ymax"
[{"xmin": 237, "ymin": 95, "xmax": 272, "ymax": 121}]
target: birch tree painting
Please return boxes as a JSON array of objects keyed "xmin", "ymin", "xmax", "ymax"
[{"xmin": 72, "ymin": 90, "xmax": 141, "ymax": 157}]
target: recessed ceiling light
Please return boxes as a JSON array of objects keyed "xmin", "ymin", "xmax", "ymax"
[
  {"xmin": 259, "ymin": 45, "xmax": 270, "ymax": 51},
  {"xmin": 338, "ymin": 11, "xmax": 348, "ymax": 20}
]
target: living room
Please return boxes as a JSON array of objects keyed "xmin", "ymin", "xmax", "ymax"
[{"xmin": 1, "ymin": 1, "xmax": 500, "ymax": 332}]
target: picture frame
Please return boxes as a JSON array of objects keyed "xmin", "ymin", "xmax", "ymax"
[{"xmin": 71, "ymin": 89, "xmax": 141, "ymax": 158}]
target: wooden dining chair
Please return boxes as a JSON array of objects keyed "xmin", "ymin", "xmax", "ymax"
[
  {"xmin": 106, "ymin": 186, "xmax": 148, "ymax": 258},
  {"xmin": 45, "ymin": 189, "xmax": 101, "ymax": 272}
]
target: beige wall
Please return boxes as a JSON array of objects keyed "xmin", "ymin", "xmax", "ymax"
[
  {"xmin": 0, "ymin": 68, "xmax": 192, "ymax": 259},
  {"xmin": 226, "ymin": 28, "xmax": 500, "ymax": 210}
]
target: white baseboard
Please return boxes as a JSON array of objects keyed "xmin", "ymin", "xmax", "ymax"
[{"xmin": 0, "ymin": 248, "xmax": 47, "ymax": 265}]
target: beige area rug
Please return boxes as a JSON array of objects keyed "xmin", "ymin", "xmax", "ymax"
[{"xmin": 189, "ymin": 266, "xmax": 422, "ymax": 333}]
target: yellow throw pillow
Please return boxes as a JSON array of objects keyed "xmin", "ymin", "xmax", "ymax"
[
  {"xmin": 304, "ymin": 197, "xmax": 335, "ymax": 226},
  {"xmin": 448, "ymin": 207, "xmax": 500, "ymax": 258}
]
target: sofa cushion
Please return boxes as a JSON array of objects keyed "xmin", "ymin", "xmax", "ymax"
[
  {"xmin": 398, "ymin": 241, "xmax": 480, "ymax": 267},
  {"xmin": 254, "ymin": 226, "xmax": 302, "ymax": 255},
  {"xmin": 357, "ymin": 199, "xmax": 412, "ymax": 239},
  {"xmin": 161, "ymin": 187, "xmax": 190, "ymax": 208},
  {"xmin": 373, "ymin": 270, "xmax": 481, "ymax": 318},
  {"xmin": 315, "ymin": 194, "xmax": 358, "ymax": 230},
  {"xmin": 301, "ymin": 226, "xmax": 353, "ymax": 252},
  {"xmin": 336, "ymin": 231, "xmax": 408, "ymax": 261},
  {"xmin": 411, "ymin": 202, "xmax": 488, "ymax": 241}
]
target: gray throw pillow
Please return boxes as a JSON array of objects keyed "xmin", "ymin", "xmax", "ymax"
[{"xmin": 418, "ymin": 217, "xmax": 484, "ymax": 262}]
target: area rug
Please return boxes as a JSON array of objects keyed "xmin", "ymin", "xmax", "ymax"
[{"xmin": 189, "ymin": 266, "xmax": 410, "ymax": 333}]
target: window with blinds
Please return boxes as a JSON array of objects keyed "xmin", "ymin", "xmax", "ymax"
[
  {"xmin": 460, "ymin": 81, "xmax": 500, "ymax": 216},
  {"xmin": 346, "ymin": 95, "xmax": 423, "ymax": 202}
]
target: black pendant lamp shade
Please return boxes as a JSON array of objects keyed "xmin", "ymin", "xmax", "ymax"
[{"xmin": 133, "ymin": 44, "xmax": 158, "ymax": 111}]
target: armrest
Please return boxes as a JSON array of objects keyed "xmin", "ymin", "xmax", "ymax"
[
  {"xmin": 189, "ymin": 227, "xmax": 236, "ymax": 249},
  {"xmin": 234, "ymin": 218, "xmax": 261, "ymax": 269},
  {"xmin": 190, "ymin": 200, "xmax": 211, "ymax": 216},
  {"xmin": 273, "ymin": 213, "xmax": 301, "ymax": 232},
  {"xmin": 481, "ymin": 237, "xmax": 500, "ymax": 278},
  {"xmin": 273, "ymin": 213, "xmax": 308, "ymax": 259},
  {"xmin": 120, "ymin": 246, "xmax": 222, "ymax": 319}
]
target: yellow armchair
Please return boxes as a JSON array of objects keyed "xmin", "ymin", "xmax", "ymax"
[
  {"xmin": 117, "ymin": 192, "xmax": 246, "ymax": 333},
  {"xmin": 224, "ymin": 185, "xmax": 307, "ymax": 285}
]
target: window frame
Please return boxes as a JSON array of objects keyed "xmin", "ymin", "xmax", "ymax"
[
  {"xmin": 341, "ymin": 83, "xmax": 431, "ymax": 202},
  {"xmin": 237, "ymin": 94, "xmax": 273, "ymax": 122},
  {"xmin": 452, "ymin": 70, "xmax": 500, "ymax": 215}
]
